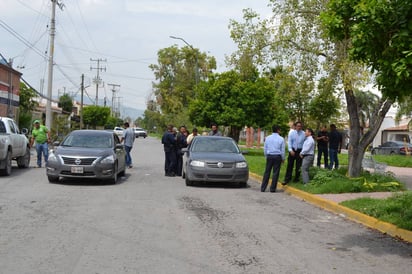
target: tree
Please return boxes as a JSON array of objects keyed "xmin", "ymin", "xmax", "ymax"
[
  {"xmin": 18, "ymin": 82, "xmax": 39, "ymax": 129},
  {"xmin": 149, "ymin": 46, "xmax": 216, "ymax": 126},
  {"xmin": 189, "ymin": 71, "xmax": 276, "ymax": 142},
  {"xmin": 320, "ymin": 0, "xmax": 412, "ymax": 176},
  {"xmin": 228, "ymin": 7, "xmax": 332, "ymax": 127},
  {"xmin": 327, "ymin": 0, "xmax": 412, "ymax": 100},
  {"xmin": 307, "ymin": 77, "xmax": 341, "ymax": 129},
  {"xmin": 228, "ymin": 0, "xmax": 397, "ymax": 177},
  {"xmin": 58, "ymin": 93, "xmax": 73, "ymax": 114},
  {"xmin": 82, "ymin": 106, "xmax": 111, "ymax": 129}
]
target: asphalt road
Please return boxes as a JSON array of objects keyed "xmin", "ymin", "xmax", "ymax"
[{"xmin": 0, "ymin": 136, "xmax": 411, "ymax": 274}]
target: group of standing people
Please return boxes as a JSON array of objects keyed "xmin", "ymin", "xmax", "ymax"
[
  {"xmin": 316, "ymin": 124, "xmax": 343, "ymax": 170},
  {"xmin": 161, "ymin": 123, "xmax": 222, "ymax": 177},
  {"xmin": 161, "ymin": 125, "xmax": 191, "ymax": 177},
  {"xmin": 261, "ymin": 121, "xmax": 342, "ymax": 192}
]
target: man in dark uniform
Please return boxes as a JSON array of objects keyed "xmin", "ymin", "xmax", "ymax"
[
  {"xmin": 175, "ymin": 125, "xmax": 188, "ymax": 176},
  {"xmin": 316, "ymin": 126, "xmax": 329, "ymax": 168},
  {"xmin": 328, "ymin": 124, "xmax": 342, "ymax": 169},
  {"xmin": 162, "ymin": 125, "xmax": 177, "ymax": 176}
]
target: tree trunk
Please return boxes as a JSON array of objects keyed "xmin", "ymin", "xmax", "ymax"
[
  {"xmin": 229, "ymin": 126, "xmax": 241, "ymax": 143},
  {"xmin": 345, "ymin": 89, "xmax": 392, "ymax": 177}
]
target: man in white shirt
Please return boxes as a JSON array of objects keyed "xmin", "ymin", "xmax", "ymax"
[{"xmin": 300, "ymin": 128, "xmax": 315, "ymax": 184}]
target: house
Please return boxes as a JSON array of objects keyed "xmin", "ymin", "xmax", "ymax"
[
  {"xmin": 0, "ymin": 61, "xmax": 22, "ymax": 118},
  {"xmin": 372, "ymin": 117, "xmax": 412, "ymax": 147},
  {"xmin": 381, "ymin": 123, "xmax": 412, "ymax": 144}
]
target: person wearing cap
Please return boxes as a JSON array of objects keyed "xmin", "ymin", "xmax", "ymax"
[
  {"xmin": 30, "ymin": 119, "xmax": 51, "ymax": 168},
  {"xmin": 300, "ymin": 128, "xmax": 315, "ymax": 184}
]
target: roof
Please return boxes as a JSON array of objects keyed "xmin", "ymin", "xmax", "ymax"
[{"xmin": 383, "ymin": 124, "xmax": 410, "ymax": 132}]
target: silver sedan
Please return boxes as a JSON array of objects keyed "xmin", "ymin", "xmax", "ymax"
[
  {"xmin": 46, "ymin": 130, "xmax": 126, "ymax": 184},
  {"xmin": 182, "ymin": 136, "xmax": 249, "ymax": 187}
]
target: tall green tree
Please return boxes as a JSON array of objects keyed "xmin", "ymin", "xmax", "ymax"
[
  {"xmin": 18, "ymin": 82, "xmax": 39, "ymax": 129},
  {"xmin": 321, "ymin": 0, "xmax": 411, "ymax": 176},
  {"xmin": 149, "ymin": 46, "xmax": 216, "ymax": 126},
  {"xmin": 228, "ymin": 0, "xmax": 398, "ymax": 177},
  {"xmin": 189, "ymin": 71, "xmax": 276, "ymax": 142},
  {"xmin": 228, "ymin": 7, "xmax": 329, "ymax": 127},
  {"xmin": 58, "ymin": 93, "xmax": 73, "ymax": 114},
  {"xmin": 82, "ymin": 106, "xmax": 111, "ymax": 129}
]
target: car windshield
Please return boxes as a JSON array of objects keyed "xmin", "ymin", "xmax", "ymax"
[
  {"xmin": 192, "ymin": 138, "xmax": 239, "ymax": 153},
  {"xmin": 62, "ymin": 134, "xmax": 113, "ymax": 148}
]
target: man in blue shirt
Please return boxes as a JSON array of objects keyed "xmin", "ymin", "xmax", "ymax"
[
  {"xmin": 261, "ymin": 125, "xmax": 285, "ymax": 192},
  {"xmin": 282, "ymin": 121, "xmax": 305, "ymax": 185},
  {"xmin": 121, "ymin": 122, "xmax": 135, "ymax": 168}
]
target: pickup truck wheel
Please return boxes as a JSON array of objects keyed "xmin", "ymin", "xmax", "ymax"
[
  {"xmin": 0, "ymin": 150, "xmax": 12, "ymax": 176},
  {"xmin": 17, "ymin": 147, "xmax": 31, "ymax": 168}
]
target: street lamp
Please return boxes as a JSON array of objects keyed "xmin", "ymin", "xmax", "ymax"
[{"xmin": 169, "ymin": 35, "xmax": 199, "ymax": 85}]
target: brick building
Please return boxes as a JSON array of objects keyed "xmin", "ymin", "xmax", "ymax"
[{"xmin": 0, "ymin": 61, "xmax": 22, "ymax": 118}]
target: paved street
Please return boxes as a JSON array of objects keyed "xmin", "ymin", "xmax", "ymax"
[{"xmin": 1, "ymin": 136, "xmax": 411, "ymax": 274}]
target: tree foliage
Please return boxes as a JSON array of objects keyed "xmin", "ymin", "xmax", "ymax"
[
  {"xmin": 149, "ymin": 46, "xmax": 216, "ymax": 122},
  {"xmin": 58, "ymin": 93, "xmax": 73, "ymax": 114},
  {"xmin": 189, "ymin": 71, "xmax": 277, "ymax": 141},
  {"xmin": 18, "ymin": 82, "xmax": 39, "ymax": 129},
  {"xmin": 82, "ymin": 106, "xmax": 111, "ymax": 129},
  {"xmin": 322, "ymin": 0, "xmax": 412, "ymax": 100}
]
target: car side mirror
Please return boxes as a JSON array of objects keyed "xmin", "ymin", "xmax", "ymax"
[
  {"xmin": 241, "ymin": 150, "xmax": 248, "ymax": 155},
  {"xmin": 21, "ymin": 128, "xmax": 28, "ymax": 135},
  {"xmin": 181, "ymin": 148, "xmax": 188, "ymax": 153},
  {"xmin": 115, "ymin": 144, "xmax": 124, "ymax": 150}
]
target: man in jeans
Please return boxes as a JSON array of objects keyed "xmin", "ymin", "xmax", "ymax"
[
  {"xmin": 328, "ymin": 124, "xmax": 342, "ymax": 169},
  {"xmin": 121, "ymin": 122, "xmax": 135, "ymax": 168},
  {"xmin": 30, "ymin": 119, "xmax": 51, "ymax": 168}
]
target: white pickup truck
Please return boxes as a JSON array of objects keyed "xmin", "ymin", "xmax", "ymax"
[{"xmin": 0, "ymin": 117, "xmax": 31, "ymax": 176}]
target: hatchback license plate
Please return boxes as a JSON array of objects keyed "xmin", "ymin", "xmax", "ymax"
[{"xmin": 71, "ymin": 166, "xmax": 84, "ymax": 174}]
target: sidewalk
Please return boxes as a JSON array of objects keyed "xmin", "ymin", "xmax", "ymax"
[{"xmin": 249, "ymin": 170, "xmax": 412, "ymax": 243}]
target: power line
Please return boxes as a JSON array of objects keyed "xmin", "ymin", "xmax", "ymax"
[{"xmin": 0, "ymin": 19, "xmax": 47, "ymax": 59}]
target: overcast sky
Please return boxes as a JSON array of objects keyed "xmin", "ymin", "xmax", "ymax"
[{"xmin": 1, "ymin": 0, "xmax": 272, "ymax": 117}]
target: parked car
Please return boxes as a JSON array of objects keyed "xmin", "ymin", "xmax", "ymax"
[
  {"xmin": 113, "ymin": 127, "xmax": 123, "ymax": 137},
  {"xmin": 46, "ymin": 130, "xmax": 126, "ymax": 184},
  {"xmin": 371, "ymin": 141, "xmax": 412, "ymax": 155},
  {"xmin": 182, "ymin": 136, "xmax": 249, "ymax": 187},
  {"xmin": 0, "ymin": 117, "xmax": 30, "ymax": 176},
  {"xmin": 134, "ymin": 127, "xmax": 147, "ymax": 138}
]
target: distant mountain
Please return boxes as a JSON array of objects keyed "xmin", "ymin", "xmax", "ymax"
[
  {"xmin": 121, "ymin": 105, "xmax": 145, "ymax": 119},
  {"xmin": 71, "ymin": 94, "xmax": 145, "ymax": 120}
]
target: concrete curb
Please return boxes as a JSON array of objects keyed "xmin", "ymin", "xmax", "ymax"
[{"xmin": 249, "ymin": 172, "xmax": 412, "ymax": 243}]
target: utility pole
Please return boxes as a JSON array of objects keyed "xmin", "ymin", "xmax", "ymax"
[
  {"xmin": 80, "ymin": 74, "xmax": 84, "ymax": 129},
  {"xmin": 90, "ymin": 58, "xmax": 106, "ymax": 106},
  {"xmin": 108, "ymin": 83, "xmax": 120, "ymax": 117},
  {"xmin": 45, "ymin": 0, "xmax": 64, "ymax": 129}
]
